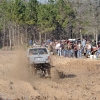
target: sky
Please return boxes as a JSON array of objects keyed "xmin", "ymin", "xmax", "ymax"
[{"xmin": 37, "ymin": 0, "xmax": 48, "ymax": 3}]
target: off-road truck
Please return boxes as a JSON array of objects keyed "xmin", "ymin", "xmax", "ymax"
[{"xmin": 27, "ymin": 47, "xmax": 51, "ymax": 77}]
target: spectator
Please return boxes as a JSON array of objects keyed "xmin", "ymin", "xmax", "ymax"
[
  {"xmin": 48, "ymin": 42, "xmax": 53, "ymax": 53},
  {"xmin": 81, "ymin": 38, "xmax": 86, "ymax": 54},
  {"xmin": 63, "ymin": 41, "xmax": 68, "ymax": 57},
  {"xmin": 74, "ymin": 43, "xmax": 77, "ymax": 58},
  {"xmin": 60, "ymin": 41, "xmax": 64, "ymax": 56},
  {"xmin": 55, "ymin": 41, "xmax": 61, "ymax": 56},
  {"xmin": 77, "ymin": 42, "xmax": 82, "ymax": 58},
  {"xmin": 67, "ymin": 42, "xmax": 71, "ymax": 57},
  {"xmin": 86, "ymin": 41, "xmax": 91, "ymax": 57},
  {"xmin": 29, "ymin": 39, "xmax": 33, "ymax": 47},
  {"xmin": 70, "ymin": 42, "xmax": 74, "ymax": 58},
  {"xmin": 96, "ymin": 44, "xmax": 100, "ymax": 58}
]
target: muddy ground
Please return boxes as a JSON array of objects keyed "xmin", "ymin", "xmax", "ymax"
[{"xmin": 0, "ymin": 50, "xmax": 100, "ymax": 100}]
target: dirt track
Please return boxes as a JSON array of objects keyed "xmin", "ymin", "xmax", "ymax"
[{"xmin": 0, "ymin": 50, "xmax": 100, "ymax": 100}]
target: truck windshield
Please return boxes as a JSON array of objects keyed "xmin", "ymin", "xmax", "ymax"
[{"xmin": 29, "ymin": 48, "xmax": 48, "ymax": 55}]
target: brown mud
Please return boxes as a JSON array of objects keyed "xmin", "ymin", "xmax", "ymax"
[{"xmin": 0, "ymin": 50, "xmax": 100, "ymax": 100}]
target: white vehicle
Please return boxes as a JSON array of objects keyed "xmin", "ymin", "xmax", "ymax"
[
  {"xmin": 27, "ymin": 47, "xmax": 51, "ymax": 77},
  {"xmin": 68, "ymin": 39, "xmax": 76, "ymax": 41}
]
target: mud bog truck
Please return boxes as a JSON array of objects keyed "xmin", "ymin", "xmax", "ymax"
[{"xmin": 27, "ymin": 47, "xmax": 51, "ymax": 77}]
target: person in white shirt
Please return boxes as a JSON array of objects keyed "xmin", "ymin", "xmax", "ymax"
[
  {"xmin": 86, "ymin": 41, "xmax": 91, "ymax": 56},
  {"xmin": 81, "ymin": 38, "xmax": 86, "ymax": 54},
  {"xmin": 57, "ymin": 41, "xmax": 62, "ymax": 56},
  {"xmin": 55, "ymin": 42, "xmax": 61, "ymax": 56},
  {"xmin": 77, "ymin": 42, "xmax": 82, "ymax": 58}
]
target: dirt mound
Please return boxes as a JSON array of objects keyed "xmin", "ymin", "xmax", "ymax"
[
  {"xmin": 0, "ymin": 50, "xmax": 43, "ymax": 100},
  {"xmin": 0, "ymin": 79, "xmax": 43, "ymax": 100},
  {"xmin": 51, "ymin": 56, "xmax": 100, "ymax": 75},
  {"xmin": 0, "ymin": 51, "xmax": 100, "ymax": 100}
]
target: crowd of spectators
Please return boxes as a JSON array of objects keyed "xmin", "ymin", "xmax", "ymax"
[
  {"xmin": 29, "ymin": 38, "xmax": 100, "ymax": 59},
  {"xmin": 47, "ymin": 39, "xmax": 100, "ymax": 59}
]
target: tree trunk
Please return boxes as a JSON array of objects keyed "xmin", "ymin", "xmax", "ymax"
[
  {"xmin": 39, "ymin": 32, "xmax": 41, "ymax": 45},
  {"xmin": 80, "ymin": 29, "xmax": 82, "ymax": 43},
  {"xmin": 45, "ymin": 33, "xmax": 47, "ymax": 42},
  {"xmin": 25, "ymin": 25, "xmax": 28, "ymax": 43},
  {"xmin": 9, "ymin": 26, "xmax": 12, "ymax": 50},
  {"xmin": 96, "ymin": 33, "xmax": 98, "ymax": 45},
  {"xmin": 12, "ymin": 26, "xmax": 15, "ymax": 49},
  {"xmin": 3, "ymin": 17, "xmax": 5, "ymax": 50},
  {"xmin": 18, "ymin": 25, "xmax": 20, "ymax": 47},
  {"xmin": 95, "ymin": 28, "xmax": 98, "ymax": 45},
  {"xmin": 15, "ymin": 23, "xmax": 17, "ymax": 48},
  {"xmin": 7, "ymin": 34, "xmax": 9, "ymax": 50},
  {"xmin": 21, "ymin": 34, "xmax": 23, "ymax": 45},
  {"xmin": 94, "ymin": 30, "xmax": 95, "ymax": 40}
]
